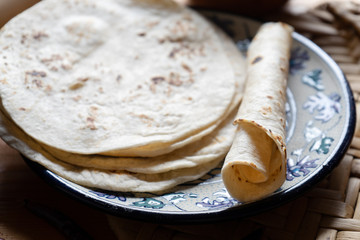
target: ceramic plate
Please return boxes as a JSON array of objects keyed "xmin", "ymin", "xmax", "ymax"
[{"xmin": 23, "ymin": 11, "xmax": 356, "ymax": 224}]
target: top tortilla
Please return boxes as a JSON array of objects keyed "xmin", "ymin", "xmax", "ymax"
[{"xmin": 0, "ymin": 0, "xmax": 239, "ymax": 156}]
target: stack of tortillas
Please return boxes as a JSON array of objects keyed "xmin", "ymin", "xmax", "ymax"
[{"xmin": 0, "ymin": 0, "xmax": 293, "ymax": 202}]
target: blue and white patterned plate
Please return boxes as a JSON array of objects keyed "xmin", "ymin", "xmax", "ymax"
[{"xmin": 24, "ymin": 11, "xmax": 356, "ymax": 224}]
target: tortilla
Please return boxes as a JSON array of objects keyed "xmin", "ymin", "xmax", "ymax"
[
  {"xmin": 0, "ymin": 108, "xmax": 224, "ymax": 192},
  {"xmin": 0, "ymin": 0, "xmax": 239, "ymax": 157},
  {"xmin": 0, "ymin": 101, "xmax": 236, "ymax": 174},
  {"xmin": 83, "ymin": 22, "xmax": 246, "ymax": 157},
  {"xmin": 221, "ymin": 22, "xmax": 293, "ymax": 202}
]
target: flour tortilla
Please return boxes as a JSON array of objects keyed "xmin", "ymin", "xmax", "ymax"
[
  {"xmin": 221, "ymin": 22, "xmax": 293, "ymax": 202},
  {"xmin": 40, "ymin": 109, "xmax": 237, "ymax": 173},
  {"xmin": 93, "ymin": 22, "xmax": 246, "ymax": 157},
  {"xmin": 0, "ymin": 108, "xmax": 224, "ymax": 192},
  {"xmin": 0, "ymin": 101, "xmax": 236, "ymax": 174},
  {"xmin": 22, "ymin": 26, "xmax": 244, "ymax": 172},
  {"xmin": 0, "ymin": 0, "xmax": 239, "ymax": 157}
]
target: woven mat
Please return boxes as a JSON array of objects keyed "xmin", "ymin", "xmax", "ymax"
[{"xmin": 107, "ymin": 2, "xmax": 360, "ymax": 239}]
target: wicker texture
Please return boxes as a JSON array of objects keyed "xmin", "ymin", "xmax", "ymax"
[{"xmin": 107, "ymin": 2, "xmax": 360, "ymax": 239}]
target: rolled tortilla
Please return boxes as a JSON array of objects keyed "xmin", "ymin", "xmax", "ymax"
[{"xmin": 221, "ymin": 22, "xmax": 293, "ymax": 202}]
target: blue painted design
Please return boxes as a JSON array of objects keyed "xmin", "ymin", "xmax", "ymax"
[
  {"xmin": 290, "ymin": 47, "xmax": 310, "ymax": 74},
  {"xmin": 132, "ymin": 198, "xmax": 165, "ymax": 209},
  {"xmin": 89, "ymin": 190, "xmax": 127, "ymax": 202},
  {"xmin": 302, "ymin": 69, "xmax": 325, "ymax": 90},
  {"xmin": 304, "ymin": 121, "xmax": 322, "ymax": 143},
  {"xmin": 287, "ymin": 154, "xmax": 319, "ymax": 181},
  {"xmin": 236, "ymin": 38, "xmax": 251, "ymax": 53},
  {"xmin": 196, "ymin": 189, "xmax": 238, "ymax": 209},
  {"xmin": 310, "ymin": 136, "xmax": 334, "ymax": 154},
  {"xmin": 303, "ymin": 92, "xmax": 341, "ymax": 122},
  {"xmin": 163, "ymin": 192, "xmax": 186, "ymax": 204},
  {"xmin": 188, "ymin": 193, "xmax": 198, "ymax": 198}
]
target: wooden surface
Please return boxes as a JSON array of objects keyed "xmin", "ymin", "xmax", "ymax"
[{"xmin": 1, "ymin": 0, "xmax": 360, "ymax": 239}]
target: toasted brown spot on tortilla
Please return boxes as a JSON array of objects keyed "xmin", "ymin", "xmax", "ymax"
[
  {"xmin": 69, "ymin": 82, "xmax": 84, "ymax": 90},
  {"xmin": 20, "ymin": 34, "xmax": 27, "ymax": 44},
  {"xmin": 168, "ymin": 72, "xmax": 182, "ymax": 86},
  {"xmin": 26, "ymin": 70, "xmax": 47, "ymax": 78},
  {"xmin": 169, "ymin": 46, "xmax": 182, "ymax": 58},
  {"xmin": 73, "ymin": 95, "xmax": 82, "ymax": 101},
  {"xmin": 45, "ymin": 85, "xmax": 52, "ymax": 92},
  {"xmin": 86, "ymin": 116, "xmax": 97, "ymax": 130},
  {"xmin": 151, "ymin": 76, "xmax": 165, "ymax": 84},
  {"xmin": 0, "ymin": 78, "xmax": 7, "ymax": 84},
  {"xmin": 250, "ymin": 163, "xmax": 257, "ymax": 169},
  {"xmin": 251, "ymin": 56, "xmax": 263, "ymax": 64},
  {"xmin": 32, "ymin": 79, "xmax": 43, "ymax": 88},
  {"xmin": 33, "ymin": 31, "xmax": 49, "ymax": 40},
  {"xmin": 181, "ymin": 63, "xmax": 192, "ymax": 73},
  {"xmin": 116, "ymin": 75, "xmax": 122, "ymax": 82},
  {"xmin": 261, "ymin": 106, "xmax": 272, "ymax": 115}
]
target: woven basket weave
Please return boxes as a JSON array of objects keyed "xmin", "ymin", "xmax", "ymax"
[{"xmin": 107, "ymin": 2, "xmax": 360, "ymax": 239}]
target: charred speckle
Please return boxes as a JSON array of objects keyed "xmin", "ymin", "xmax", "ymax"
[
  {"xmin": 116, "ymin": 75, "xmax": 122, "ymax": 82},
  {"xmin": 137, "ymin": 32, "xmax": 146, "ymax": 37},
  {"xmin": 151, "ymin": 76, "xmax": 165, "ymax": 84},
  {"xmin": 251, "ymin": 56, "xmax": 263, "ymax": 64},
  {"xmin": 26, "ymin": 70, "xmax": 47, "ymax": 78},
  {"xmin": 33, "ymin": 32, "xmax": 49, "ymax": 40},
  {"xmin": 78, "ymin": 77, "xmax": 89, "ymax": 82},
  {"xmin": 32, "ymin": 79, "xmax": 43, "ymax": 88},
  {"xmin": 21, "ymin": 34, "xmax": 27, "ymax": 44},
  {"xmin": 169, "ymin": 48, "xmax": 179, "ymax": 58},
  {"xmin": 86, "ymin": 116, "xmax": 97, "ymax": 130},
  {"xmin": 45, "ymin": 85, "xmax": 52, "ymax": 92},
  {"xmin": 181, "ymin": 63, "xmax": 192, "ymax": 72}
]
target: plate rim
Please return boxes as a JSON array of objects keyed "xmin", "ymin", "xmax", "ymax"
[{"xmin": 22, "ymin": 12, "xmax": 356, "ymax": 224}]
